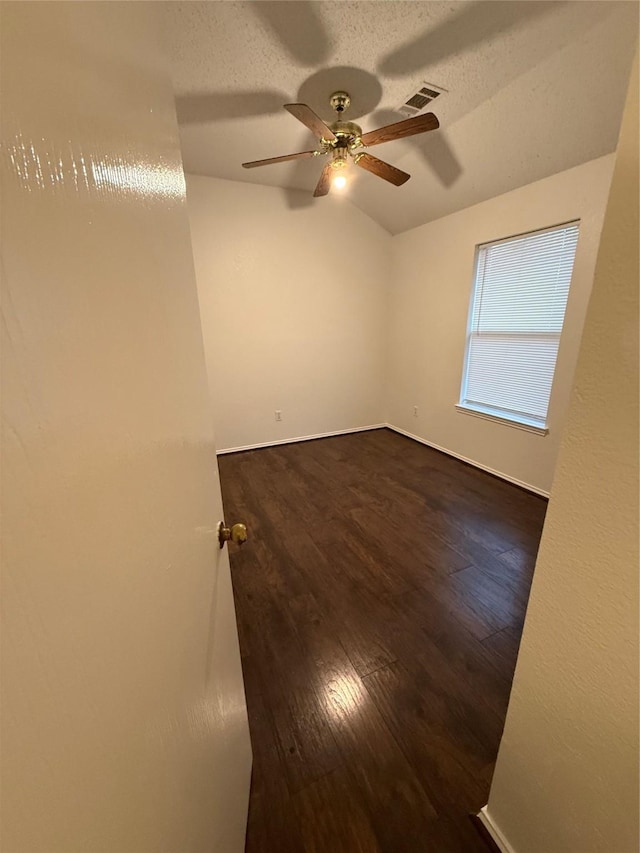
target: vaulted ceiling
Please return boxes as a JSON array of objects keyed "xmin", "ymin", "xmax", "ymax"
[{"xmin": 162, "ymin": 1, "xmax": 638, "ymax": 234}]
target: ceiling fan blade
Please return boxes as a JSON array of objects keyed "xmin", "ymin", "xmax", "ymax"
[
  {"xmin": 366, "ymin": 109, "xmax": 462, "ymax": 187},
  {"xmin": 355, "ymin": 153, "xmax": 410, "ymax": 186},
  {"xmin": 360, "ymin": 113, "xmax": 439, "ymax": 147},
  {"xmin": 313, "ymin": 162, "xmax": 334, "ymax": 197},
  {"xmin": 242, "ymin": 150, "xmax": 319, "ymax": 169},
  {"xmin": 284, "ymin": 103, "xmax": 337, "ymax": 141}
]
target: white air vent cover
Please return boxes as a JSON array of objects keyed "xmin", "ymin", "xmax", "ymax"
[{"xmin": 398, "ymin": 82, "xmax": 446, "ymax": 117}]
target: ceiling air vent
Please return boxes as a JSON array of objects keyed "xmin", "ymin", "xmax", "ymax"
[{"xmin": 398, "ymin": 82, "xmax": 446, "ymax": 117}]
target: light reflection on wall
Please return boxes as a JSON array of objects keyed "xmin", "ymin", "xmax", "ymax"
[{"xmin": 4, "ymin": 132, "xmax": 185, "ymax": 200}]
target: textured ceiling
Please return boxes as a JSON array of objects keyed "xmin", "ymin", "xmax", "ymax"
[{"xmin": 162, "ymin": 1, "xmax": 638, "ymax": 234}]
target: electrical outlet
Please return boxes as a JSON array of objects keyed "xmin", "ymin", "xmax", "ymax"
[
  {"xmin": 275, "ymin": 410, "xmax": 282, "ymax": 422},
  {"xmin": 413, "ymin": 405, "xmax": 419, "ymax": 417}
]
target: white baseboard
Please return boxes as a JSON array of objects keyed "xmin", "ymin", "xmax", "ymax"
[
  {"xmin": 216, "ymin": 424, "xmax": 386, "ymax": 455},
  {"xmin": 478, "ymin": 806, "xmax": 516, "ymax": 853},
  {"xmin": 385, "ymin": 423, "xmax": 550, "ymax": 498}
]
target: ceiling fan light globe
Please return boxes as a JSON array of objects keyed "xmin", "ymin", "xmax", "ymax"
[{"xmin": 333, "ymin": 174, "xmax": 347, "ymax": 189}]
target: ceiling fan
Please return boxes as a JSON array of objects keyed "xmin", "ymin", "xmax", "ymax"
[{"xmin": 242, "ymin": 91, "xmax": 439, "ymax": 197}]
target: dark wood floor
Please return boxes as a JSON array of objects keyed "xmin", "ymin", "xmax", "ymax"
[{"xmin": 218, "ymin": 428, "xmax": 547, "ymax": 853}]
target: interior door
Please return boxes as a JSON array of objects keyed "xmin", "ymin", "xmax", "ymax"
[{"xmin": 0, "ymin": 3, "xmax": 251, "ymax": 851}]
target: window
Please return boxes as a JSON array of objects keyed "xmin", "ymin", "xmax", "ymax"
[{"xmin": 458, "ymin": 222, "xmax": 580, "ymax": 434}]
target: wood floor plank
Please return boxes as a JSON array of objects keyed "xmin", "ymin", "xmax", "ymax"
[
  {"xmin": 357, "ymin": 429, "xmax": 546, "ymax": 554},
  {"xmin": 481, "ymin": 626, "xmax": 524, "ymax": 676},
  {"xmin": 292, "ymin": 768, "xmax": 381, "ymax": 853},
  {"xmin": 217, "ymin": 428, "xmax": 546, "ymax": 851},
  {"xmin": 382, "ymin": 590, "xmax": 513, "ymax": 739},
  {"xmin": 293, "ymin": 616, "xmax": 439, "ymax": 849},
  {"xmin": 416, "ymin": 566, "xmax": 513, "ymax": 641},
  {"xmin": 348, "ymin": 501, "xmax": 472, "ymax": 577},
  {"xmin": 265, "ymin": 524, "xmax": 400, "ymax": 678},
  {"xmin": 238, "ymin": 595, "xmax": 343, "ymax": 792},
  {"xmin": 362, "ymin": 660, "xmax": 490, "ymax": 818},
  {"xmin": 448, "ymin": 563, "xmax": 525, "ymax": 634}
]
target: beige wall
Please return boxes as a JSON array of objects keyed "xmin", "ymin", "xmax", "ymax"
[
  {"xmin": 486, "ymin": 53, "xmax": 638, "ymax": 852},
  {"xmin": 186, "ymin": 175, "xmax": 390, "ymax": 451},
  {"xmin": 386, "ymin": 154, "xmax": 616, "ymax": 495}
]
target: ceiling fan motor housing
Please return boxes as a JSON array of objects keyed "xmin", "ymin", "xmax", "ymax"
[{"xmin": 326, "ymin": 120, "xmax": 363, "ymax": 162}]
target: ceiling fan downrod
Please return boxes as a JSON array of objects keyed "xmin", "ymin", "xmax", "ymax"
[{"xmin": 329, "ymin": 91, "xmax": 351, "ymax": 114}]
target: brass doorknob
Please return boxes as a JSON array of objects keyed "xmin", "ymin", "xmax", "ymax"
[{"xmin": 218, "ymin": 521, "xmax": 248, "ymax": 549}]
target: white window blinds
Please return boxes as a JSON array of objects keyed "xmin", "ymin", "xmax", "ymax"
[{"xmin": 459, "ymin": 222, "xmax": 580, "ymax": 430}]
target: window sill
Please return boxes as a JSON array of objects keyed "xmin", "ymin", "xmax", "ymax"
[{"xmin": 455, "ymin": 404, "xmax": 549, "ymax": 436}]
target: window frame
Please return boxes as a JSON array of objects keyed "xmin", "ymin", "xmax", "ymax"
[{"xmin": 457, "ymin": 221, "xmax": 580, "ymax": 435}]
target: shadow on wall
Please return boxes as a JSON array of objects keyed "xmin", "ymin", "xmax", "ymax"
[
  {"xmin": 175, "ymin": 90, "xmax": 288, "ymax": 124},
  {"xmin": 282, "ymin": 157, "xmax": 316, "ymax": 211}
]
